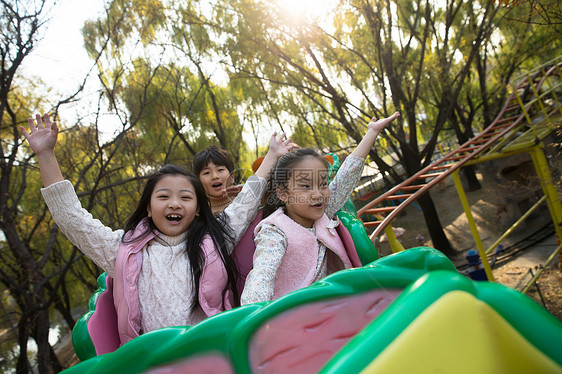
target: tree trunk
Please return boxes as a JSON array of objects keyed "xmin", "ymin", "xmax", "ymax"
[
  {"xmin": 417, "ymin": 192, "xmax": 455, "ymax": 257},
  {"xmin": 16, "ymin": 319, "xmax": 31, "ymax": 374},
  {"xmin": 49, "ymin": 344, "xmax": 64, "ymax": 372},
  {"xmin": 54, "ymin": 302, "xmax": 76, "ymax": 331},
  {"xmin": 54, "ymin": 282, "xmax": 76, "ymax": 330},
  {"xmin": 30, "ymin": 309, "xmax": 64, "ymax": 373},
  {"xmin": 400, "ymin": 146, "xmax": 454, "ymax": 256},
  {"xmin": 462, "ymin": 166, "xmax": 482, "ymax": 192},
  {"xmin": 35, "ymin": 305, "xmax": 53, "ymax": 373},
  {"xmin": 450, "ymin": 110, "xmax": 482, "ymax": 191}
]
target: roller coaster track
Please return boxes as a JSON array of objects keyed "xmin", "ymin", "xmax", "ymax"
[{"xmin": 357, "ymin": 59, "xmax": 562, "ymax": 241}]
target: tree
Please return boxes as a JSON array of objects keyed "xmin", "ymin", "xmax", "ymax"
[
  {"xmin": 502, "ymin": 0, "xmax": 562, "ymax": 27},
  {"xmin": 0, "ymin": 2, "xmax": 68, "ymax": 372},
  {"xmin": 81, "ymin": 0, "xmax": 251, "ymax": 171},
  {"xmin": 1, "ymin": 2, "xmax": 159, "ymax": 372},
  {"xmin": 208, "ymin": 0, "xmax": 505, "ymax": 254},
  {"xmin": 2, "ymin": 1, "xmax": 559, "ymax": 370},
  {"xmin": 1, "ymin": 1, "xmax": 264, "ymax": 369},
  {"xmin": 446, "ymin": 1, "xmax": 562, "ymax": 190}
]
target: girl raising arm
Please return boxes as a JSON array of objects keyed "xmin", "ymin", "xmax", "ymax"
[
  {"xmin": 241, "ymin": 112, "xmax": 400, "ymax": 305},
  {"xmin": 21, "ymin": 114, "xmax": 239, "ymax": 347}
]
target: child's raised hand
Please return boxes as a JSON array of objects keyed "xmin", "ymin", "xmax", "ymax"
[
  {"xmin": 224, "ymin": 184, "xmax": 243, "ymax": 199},
  {"xmin": 368, "ymin": 111, "xmax": 400, "ymax": 133},
  {"xmin": 254, "ymin": 132, "xmax": 298, "ymax": 180},
  {"xmin": 351, "ymin": 111, "xmax": 400, "ymax": 159},
  {"xmin": 20, "ymin": 113, "xmax": 64, "ymax": 186},
  {"xmin": 20, "ymin": 113, "xmax": 59, "ymax": 156},
  {"xmin": 269, "ymin": 131, "xmax": 298, "ymax": 159}
]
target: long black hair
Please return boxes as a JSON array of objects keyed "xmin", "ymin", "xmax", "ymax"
[
  {"xmin": 263, "ymin": 148, "xmax": 330, "ymax": 219},
  {"xmin": 123, "ymin": 164, "xmax": 239, "ymax": 310}
]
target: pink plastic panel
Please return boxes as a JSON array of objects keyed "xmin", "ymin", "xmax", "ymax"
[
  {"xmin": 145, "ymin": 354, "xmax": 234, "ymax": 374},
  {"xmin": 249, "ymin": 289, "xmax": 402, "ymax": 374},
  {"xmin": 88, "ymin": 276, "xmax": 120, "ymax": 355}
]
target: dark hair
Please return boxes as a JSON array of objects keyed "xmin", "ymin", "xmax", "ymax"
[
  {"xmin": 263, "ymin": 148, "xmax": 330, "ymax": 219},
  {"xmin": 192, "ymin": 145, "xmax": 235, "ymax": 176},
  {"xmin": 123, "ymin": 164, "xmax": 239, "ymax": 310}
]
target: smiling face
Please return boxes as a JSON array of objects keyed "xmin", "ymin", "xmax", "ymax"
[
  {"xmin": 277, "ymin": 157, "xmax": 330, "ymax": 228},
  {"xmin": 147, "ymin": 175, "xmax": 198, "ymax": 237},
  {"xmin": 198, "ymin": 161, "xmax": 234, "ymax": 198}
]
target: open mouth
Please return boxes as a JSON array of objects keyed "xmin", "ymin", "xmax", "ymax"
[
  {"xmin": 312, "ymin": 202, "xmax": 323, "ymax": 208},
  {"xmin": 211, "ymin": 182, "xmax": 223, "ymax": 189},
  {"xmin": 166, "ymin": 214, "xmax": 183, "ymax": 222}
]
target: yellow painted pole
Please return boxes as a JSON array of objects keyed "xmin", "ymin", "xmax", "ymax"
[
  {"xmin": 521, "ymin": 242, "xmax": 562, "ymax": 294},
  {"xmin": 526, "ymin": 73, "xmax": 550, "ymax": 124},
  {"xmin": 486, "ymin": 127, "xmax": 528, "ymax": 156},
  {"xmin": 373, "ymin": 213, "xmax": 406, "ymax": 253},
  {"xmin": 510, "ymin": 83, "xmax": 534, "ymax": 126},
  {"xmin": 485, "ymin": 196, "xmax": 547, "ymax": 255},
  {"xmin": 452, "ymin": 171, "xmax": 495, "ymax": 282},
  {"xmin": 539, "ymin": 69, "xmax": 562, "ymax": 113},
  {"xmin": 464, "ymin": 147, "xmax": 534, "ymax": 166},
  {"xmin": 529, "ymin": 147, "xmax": 562, "ymax": 240},
  {"xmin": 384, "ymin": 226, "xmax": 406, "ymax": 253}
]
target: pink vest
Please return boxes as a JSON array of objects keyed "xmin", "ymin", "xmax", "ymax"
[
  {"xmin": 233, "ymin": 210, "xmax": 263, "ymax": 296},
  {"xmin": 255, "ymin": 208, "xmax": 362, "ymax": 299},
  {"xmin": 88, "ymin": 219, "xmax": 232, "ymax": 354}
]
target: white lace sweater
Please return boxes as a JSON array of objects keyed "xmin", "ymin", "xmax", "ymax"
[{"xmin": 41, "ymin": 175, "xmax": 266, "ymax": 332}]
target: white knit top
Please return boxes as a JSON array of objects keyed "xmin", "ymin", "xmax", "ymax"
[{"xmin": 41, "ymin": 175, "xmax": 266, "ymax": 332}]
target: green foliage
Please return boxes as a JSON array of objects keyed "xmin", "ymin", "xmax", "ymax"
[{"xmin": 2, "ymin": 0, "xmax": 561, "ymax": 369}]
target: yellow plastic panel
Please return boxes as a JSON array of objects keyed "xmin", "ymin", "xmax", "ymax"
[{"xmin": 361, "ymin": 291, "xmax": 562, "ymax": 374}]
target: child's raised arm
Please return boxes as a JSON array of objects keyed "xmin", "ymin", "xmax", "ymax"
[
  {"xmin": 20, "ymin": 113, "xmax": 64, "ymax": 187},
  {"xmin": 351, "ymin": 112, "xmax": 400, "ymax": 159},
  {"xmin": 324, "ymin": 111, "xmax": 399, "ymax": 218},
  {"xmin": 253, "ymin": 132, "xmax": 297, "ymax": 180}
]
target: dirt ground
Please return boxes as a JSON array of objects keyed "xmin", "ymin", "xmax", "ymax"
[{"xmin": 374, "ymin": 153, "xmax": 561, "ymax": 321}]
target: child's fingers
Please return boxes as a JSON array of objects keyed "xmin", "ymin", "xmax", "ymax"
[
  {"xmin": 28, "ymin": 117, "xmax": 37, "ymax": 133},
  {"xmin": 288, "ymin": 139, "xmax": 299, "ymax": 147},
  {"xmin": 281, "ymin": 137, "xmax": 296, "ymax": 151},
  {"xmin": 43, "ymin": 113, "xmax": 53, "ymax": 128},
  {"xmin": 20, "ymin": 126, "xmax": 31, "ymax": 140},
  {"xmin": 35, "ymin": 113, "xmax": 44, "ymax": 129},
  {"xmin": 43, "ymin": 113, "xmax": 58, "ymax": 131},
  {"xmin": 384, "ymin": 112, "xmax": 400, "ymax": 122},
  {"xmin": 371, "ymin": 111, "xmax": 400, "ymax": 124},
  {"xmin": 226, "ymin": 184, "xmax": 243, "ymax": 196}
]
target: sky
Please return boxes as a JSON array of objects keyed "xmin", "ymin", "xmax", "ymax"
[
  {"xmin": 19, "ymin": 0, "xmax": 340, "ymax": 146},
  {"xmin": 19, "ymin": 0, "xmax": 124, "ymax": 137},
  {"xmin": 22, "ymin": 0, "xmax": 106, "ymax": 95}
]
